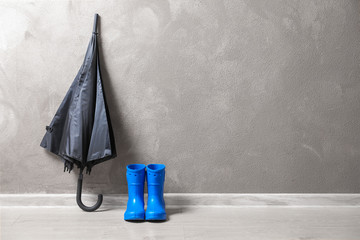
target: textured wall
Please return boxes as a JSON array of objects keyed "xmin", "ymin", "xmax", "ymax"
[{"xmin": 1, "ymin": 0, "xmax": 360, "ymax": 194}]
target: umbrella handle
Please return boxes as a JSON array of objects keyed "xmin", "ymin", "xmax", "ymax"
[{"xmin": 76, "ymin": 170, "xmax": 103, "ymax": 212}]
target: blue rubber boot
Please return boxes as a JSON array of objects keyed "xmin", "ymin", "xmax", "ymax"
[
  {"xmin": 145, "ymin": 164, "xmax": 166, "ymax": 221},
  {"xmin": 124, "ymin": 164, "xmax": 145, "ymax": 221}
]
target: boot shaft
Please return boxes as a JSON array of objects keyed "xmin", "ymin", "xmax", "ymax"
[
  {"xmin": 146, "ymin": 164, "xmax": 165, "ymax": 197},
  {"xmin": 126, "ymin": 164, "xmax": 146, "ymax": 198},
  {"xmin": 126, "ymin": 164, "xmax": 146, "ymax": 184}
]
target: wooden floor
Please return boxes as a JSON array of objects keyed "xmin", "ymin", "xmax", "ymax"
[{"xmin": 1, "ymin": 206, "xmax": 360, "ymax": 240}]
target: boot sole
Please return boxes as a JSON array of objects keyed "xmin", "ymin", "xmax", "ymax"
[
  {"xmin": 145, "ymin": 212, "xmax": 167, "ymax": 221},
  {"xmin": 124, "ymin": 213, "xmax": 145, "ymax": 221}
]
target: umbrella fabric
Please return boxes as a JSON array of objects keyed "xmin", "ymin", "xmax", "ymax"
[{"xmin": 40, "ymin": 14, "xmax": 116, "ymax": 174}]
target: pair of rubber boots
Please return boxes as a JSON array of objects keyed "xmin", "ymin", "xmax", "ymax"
[{"xmin": 124, "ymin": 164, "xmax": 166, "ymax": 221}]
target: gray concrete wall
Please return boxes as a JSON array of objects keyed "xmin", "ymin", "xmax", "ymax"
[{"xmin": 1, "ymin": 0, "xmax": 359, "ymax": 194}]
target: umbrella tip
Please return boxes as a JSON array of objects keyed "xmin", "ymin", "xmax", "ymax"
[{"xmin": 93, "ymin": 14, "xmax": 99, "ymax": 34}]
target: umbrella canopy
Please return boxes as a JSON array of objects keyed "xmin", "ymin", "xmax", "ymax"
[{"xmin": 40, "ymin": 14, "xmax": 116, "ymax": 211}]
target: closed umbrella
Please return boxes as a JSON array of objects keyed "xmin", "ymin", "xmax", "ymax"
[{"xmin": 40, "ymin": 13, "xmax": 117, "ymax": 212}]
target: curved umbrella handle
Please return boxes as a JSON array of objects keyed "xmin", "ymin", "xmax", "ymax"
[{"xmin": 76, "ymin": 170, "xmax": 103, "ymax": 212}]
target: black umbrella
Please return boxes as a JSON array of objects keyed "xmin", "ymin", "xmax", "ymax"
[{"xmin": 40, "ymin": 13, "xmax": 117, "ymax": 212}]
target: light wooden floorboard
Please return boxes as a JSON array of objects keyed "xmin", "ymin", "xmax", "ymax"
[
  {"xmin": 2, "ymin": 194, "xmax": 360, "ymax": 207},
  {"xmin": 1, "ymin": 206, "xmax": 360, "ymax": 240}
]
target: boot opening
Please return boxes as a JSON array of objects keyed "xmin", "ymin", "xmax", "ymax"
[
  {"xmin": 147, "ymin": 164, "xmax": 165, "ymax": 172},
  {"xmin": 127, "ymin": 164, "xmax": 146, "ymax": 172}
]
